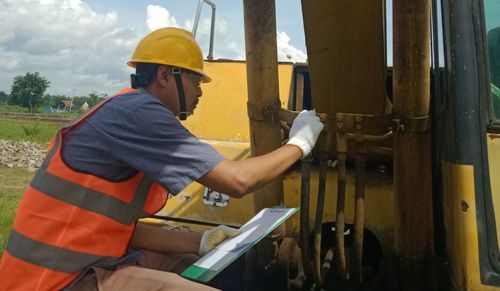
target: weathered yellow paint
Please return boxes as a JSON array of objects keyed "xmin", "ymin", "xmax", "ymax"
[
  {"xmin": 157, "ymin": 145, "xmax": 395, "ymax": 247},
  {"xmin": 282, "ymin": 169, "xmax": 394, "ymax": 247},
  {"xmin": 301, "ymin": 0, "xmax": 387, "ymax": 152},
  {"xmin": 487, "ymin": 134, "xmax": 500, "ymax": 246},
  {"xmin": 157, "ymin": 140, "xmax": 255, "ymax": 228},
  {"xmin": 181, "ymin": 61, "xmax": 294, "ymax": 142},
  {"xmin": 148, "ymin": 60, "xmax": 395, "ymax": 265},
  {"xmin": 441, "ymin": 160, "xmax": 499, "ymax": 290},
  {"xmin": 301, "ymin": 0, "xmax": 386, "ymax": 115}
]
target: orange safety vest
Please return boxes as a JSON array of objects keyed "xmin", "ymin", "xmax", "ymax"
[{"xmin": 0, "ymin": 88, "xmax": 169, "ymax": 291}]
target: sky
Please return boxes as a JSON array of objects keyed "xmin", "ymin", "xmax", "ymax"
[{"xmin": 0, "ymin": 0, "xmax": 309, "ymax": 96}]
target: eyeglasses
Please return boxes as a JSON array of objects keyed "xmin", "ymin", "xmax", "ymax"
[
  {"xmin": 169, "ymin": 67, "xmax": 204, "ymax": 88},
  {"xmin": 185, "ymin": 72, "xmax": 204, "ymax": 88}
]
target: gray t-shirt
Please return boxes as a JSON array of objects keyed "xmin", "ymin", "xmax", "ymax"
[{"xmin": 62, "ymin": 88, "xmax": 224, "ymax": 194}]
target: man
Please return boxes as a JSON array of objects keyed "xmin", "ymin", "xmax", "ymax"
[{"xmin": 0, "ymin": 27, "xmax": 323, "ymax": 290}]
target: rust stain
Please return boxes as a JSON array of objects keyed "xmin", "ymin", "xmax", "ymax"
[{"xmin": 488, "ymin": 134, "xmax": 500, "ymax": 140}]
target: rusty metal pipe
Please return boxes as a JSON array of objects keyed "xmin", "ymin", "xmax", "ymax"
[
  {"xmin": 393, "ymin": 0, "xmax": 433, "ymax": 289},
  {"xmin": 321, "ymin": 247, "xmax": 335, "ymax": 280},
  {"xmin": 299, "ymin": 156, "xmax": 313, "ymax": 278},
  {"xmin": 243, "ymin": 0, "xmax": 283, "ymax": 211},
  {"xmin": 312, "ymin": 132, "xmax": 331, "ymax": 286},
  {"xmin": 312, "ymin": 156, "xmax": 326, "ymax": 285},
  {"xmin": 346, "ymin": 131, "xmax": 393, "ymax": 142},
  {"xmin": 335, "ymin": 152, "xmax": 348, "ymax": 280},
  {"xmin": 352, "ymin": 152, "xmax": 366, "ymax": 283},
  {"xmin": 243, "ymin": 1, "xmax": 284, "ymax": 286}
]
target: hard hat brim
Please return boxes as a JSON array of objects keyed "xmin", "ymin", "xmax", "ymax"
[{"xmin": 127, "ymin": 61, "xmax": 211, "ymax": 83}]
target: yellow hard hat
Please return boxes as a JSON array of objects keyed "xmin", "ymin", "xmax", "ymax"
[{"xmin": 128, "ymin": 27, "xmax": 211, "ymax": 83}]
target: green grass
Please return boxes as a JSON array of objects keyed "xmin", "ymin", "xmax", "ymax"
[
  {"xmin": 0, "ymin": 104, "xmax": 82, "ymax": 119},
  {"xmin": 0, "ymin": 119, "xmax": 65, "ymax": 144},
  {"xmin": 0, "ymin": 104, "xmax": 30, "ymax": 113},
  {"xmin": 0, "ymin": 119, "xmax": 64, "ymax": 258},
  {"xmin": 0, "ymin": 119, "xmax": 62, "ymax": 258},
  {"xmin": 0, "ymin": 167, "xmax": 34, "ymax": 257}
]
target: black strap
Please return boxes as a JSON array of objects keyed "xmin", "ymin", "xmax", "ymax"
[
  {"xmin": 130, "ymin": 64, "xmax": 160, "ymax": 89},
  {"xmin": 173, "ymin": 73, "xmax": 188, "ymax": 120},
  {"xmin": 130, "ymin": 74, "xmax": 141, "ymax": 89}
]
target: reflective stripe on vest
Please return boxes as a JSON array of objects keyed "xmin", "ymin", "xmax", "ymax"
[
  {"xmin": 30, "ymin": 134, "xmax": 151, "ymax": 225},
  {"xmin": 6, "ymin": 230, "xmax": 115, "ymax": 274}
]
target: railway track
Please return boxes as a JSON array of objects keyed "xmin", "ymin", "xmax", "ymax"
[{"xmin": 0, "ymin": 112, "xmax": 72, "ymax": 123}]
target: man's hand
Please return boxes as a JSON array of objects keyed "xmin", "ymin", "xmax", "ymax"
[
  {"xmin": 199, "ymin": 225, "xmax": 240, "ymax": 256},
  {"xmin": 287, "ymin": 110, "xmax": 324, "ymax": 158}
]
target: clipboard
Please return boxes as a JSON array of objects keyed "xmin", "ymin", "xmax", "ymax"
[{"xmin": 181, "ymin": 207, "xmax": 299, "ymax": 282}]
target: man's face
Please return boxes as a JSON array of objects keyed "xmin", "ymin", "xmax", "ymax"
[
  {"xmin": 181, "ymin": 71, "xmax": 204, "ymax": 116},
  {"xmin": 162, "ymin": 68, "xmax": 204, "ymax": 118}
]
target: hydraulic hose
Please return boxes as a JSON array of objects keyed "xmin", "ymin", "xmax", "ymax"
[
  {"xmin": 300, "ymin": 156, "xmax": 313, "ymax": 278},
  {"xmin": 313, "ymin": 132, "xmax": 332, "ymax": 286},
  {"xmin": 352, "ymin": 152, "xmax": 366, "ymax": 283},
  {"xmin": 335, "ymin": 152, "xmax": 348, "ymax": 279}
]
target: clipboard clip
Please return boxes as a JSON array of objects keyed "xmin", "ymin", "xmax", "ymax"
[{"xmin": 270, "ymin": 206, "xmax": 287, "ymax": 212}]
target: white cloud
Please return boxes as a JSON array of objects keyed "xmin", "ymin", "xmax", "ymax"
[
  {"xmin": 144, "ymin": 5, "xmax": 246, "ymax": 60},
  {"xmin": 277, "ymin": 31, "xmax": 307, "ymax": 62},
  {"xmin": 186, "ymin": 17, "xmax": 245, "ymax": 60},
  {"xmin": 0, "ymin": 0, "xmax": 139, "ymax": 95},
  {"xmin": 189, "ymin": 19, "xmax": 305, "ymax": 62},
  {"xmin": 0, "ymin": 1, "xmax": 308, "ymax": 96},
  {"xmin": 146, "ymin": 5, "xmax": 178, "ymax": 31}
]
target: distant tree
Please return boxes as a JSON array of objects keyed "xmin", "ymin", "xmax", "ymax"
[
  {"xmin": 45, "ymin": 94, "xmax": 69, "ymax": 110},
  {"xmin": 87, "ymin": 91, "xmax": 106, "ymax": 108},
  {"xmin": 0, "ymin": 91, "xmax": 8, "ymax": 104},
  {"xmin": 9, "ymin": 72, "xmax": 50, "ymax": 112}
]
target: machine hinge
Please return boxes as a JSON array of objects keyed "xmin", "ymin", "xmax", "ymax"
[{"xmin": 392, "ymin": 115, "xmax": 430, "ymax": 133}]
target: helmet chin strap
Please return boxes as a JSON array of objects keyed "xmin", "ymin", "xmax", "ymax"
[{"xmin": 171, "ymin": 67, "xmax": 189, "ymax": 120}]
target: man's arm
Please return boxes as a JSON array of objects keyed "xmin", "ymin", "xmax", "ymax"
[
  {"xmin": 198, "ymin": 144, "xmax": 302, "ymax": 198},
  {"xmin": 198, "ymin": 110, "xmax": 324, "ymax": 198},
  {"xmin": 130, "ymin": 222, "xmax": 202, "ymax": 254},
  {"xmin": 130, "ymin": 222, "xmax": 240, "ymax": 256}
]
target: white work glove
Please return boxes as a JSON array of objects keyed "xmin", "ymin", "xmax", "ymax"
[
  {"xmin": 287, "ymin": 110, "xmax": 324, "ymax": 158},
  {"xmin": 199, "ymin": 225, "xmax": 240, "ymax": 256}
]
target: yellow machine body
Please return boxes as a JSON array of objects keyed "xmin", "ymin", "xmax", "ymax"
[
  {"xmin": 488, "ymin": 134, "xmax": 500, "ymax": 244},
  {"xmin": 143, "ymin": 0, "xmax": 500, "ymax": 289},
  {"xmin": 151, "ymin": 60, "xmax": 395, "ymax": 249},
  {"xmin": 441, "ymin": 161, "xmax": 484, "ymax": 290}
]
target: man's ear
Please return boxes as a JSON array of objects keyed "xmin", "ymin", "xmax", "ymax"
[{"xmin": 156, "ymin": 65, "xmax": 170, "ymax": 87}]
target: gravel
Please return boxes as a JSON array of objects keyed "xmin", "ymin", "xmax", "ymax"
[{"xmin": 0, "ymin": 139, "xmax": 47, "ymax": 172}]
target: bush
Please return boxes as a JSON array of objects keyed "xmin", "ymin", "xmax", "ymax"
[{"xmin": 22, "ymin": 123, "xmax": 41, "ymax": 137}]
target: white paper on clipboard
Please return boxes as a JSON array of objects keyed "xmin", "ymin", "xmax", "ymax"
[{"xmin": 193, "ymin": 207, "xmax": 298, "ymax": 271}]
